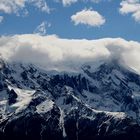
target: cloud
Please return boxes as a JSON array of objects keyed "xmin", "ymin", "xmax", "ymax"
[
  {"xmin": 119, "ymin": 0, "xmax": 140, "ymax": 23},
  {"xmin": 0, "ymin": 16, "xmax": 4, "ymax": 23},
  {"xmin": 62, "ymin": 0, "xmax": 78, "ymax": 6},
  {"xmin": 56, "ymin": 0, "xmax": 101, "ymax": 6},
  {"xmin": 34, "ymin": 21, "xmax": 51, "ymax": 35},
  {"xmin": 0, "ymin": 0, "xmax": 50, "ymax": 15},
  {"xmin": 71, "ymin": 8, "xmax": 105, "ymax": 27},
  {"xmin": 0, "ymin": 34, "xmax": 140, "ymax": 73},
  {"xmin": 30, "ymin": 0, "xmax": 50, "ymax": 13}
]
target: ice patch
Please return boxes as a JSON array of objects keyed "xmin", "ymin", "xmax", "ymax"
[
  {"xmin": 8, "ymin": 86, "xmax": 35, "ymax": 113},
  {"xmin": 36, "ymin": 99, "xmax": 54, "ymax": 113}
]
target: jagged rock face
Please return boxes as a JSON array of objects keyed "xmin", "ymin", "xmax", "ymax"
[
  {"xmin": 2, "ymin": 106, "xmax": 63, "ymax": 140},
  {"xmin": 8, "ymin": 89, "xmax": 18, "ymax": 105},
  {"xmin": 1, "ymin": 60, "xmax": 140, "ymax": 140}
]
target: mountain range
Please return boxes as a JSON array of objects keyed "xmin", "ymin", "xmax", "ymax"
[{"xmin": 1, "ymin": 58, "xmax": 140, "ymax": 140}]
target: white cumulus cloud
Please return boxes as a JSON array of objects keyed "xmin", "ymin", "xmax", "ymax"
[
  {"xmin": 71, "ymin": 8, "xmax": 106, "ymax": 27},
  {"xmin": 0, "ymin": 34, "xmax": 140, "ymax": 73},
  {"xmin": 119, "ymin": 0, "xmax": 140, "ymax": 23}
]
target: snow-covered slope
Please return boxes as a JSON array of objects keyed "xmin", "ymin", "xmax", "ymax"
[{"xmin": 1, "ymin": 59, "xmax": 140, "ymax": 140}]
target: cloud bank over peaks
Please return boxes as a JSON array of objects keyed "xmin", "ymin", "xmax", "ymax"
[{"xmin": 0, "ymin": 34, "xmax": 140, "ymax": 73}]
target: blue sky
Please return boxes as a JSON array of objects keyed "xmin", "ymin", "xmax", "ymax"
[{"xmin": 0, "ymin": 0, "xmax": 140, "ymax": 41}]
